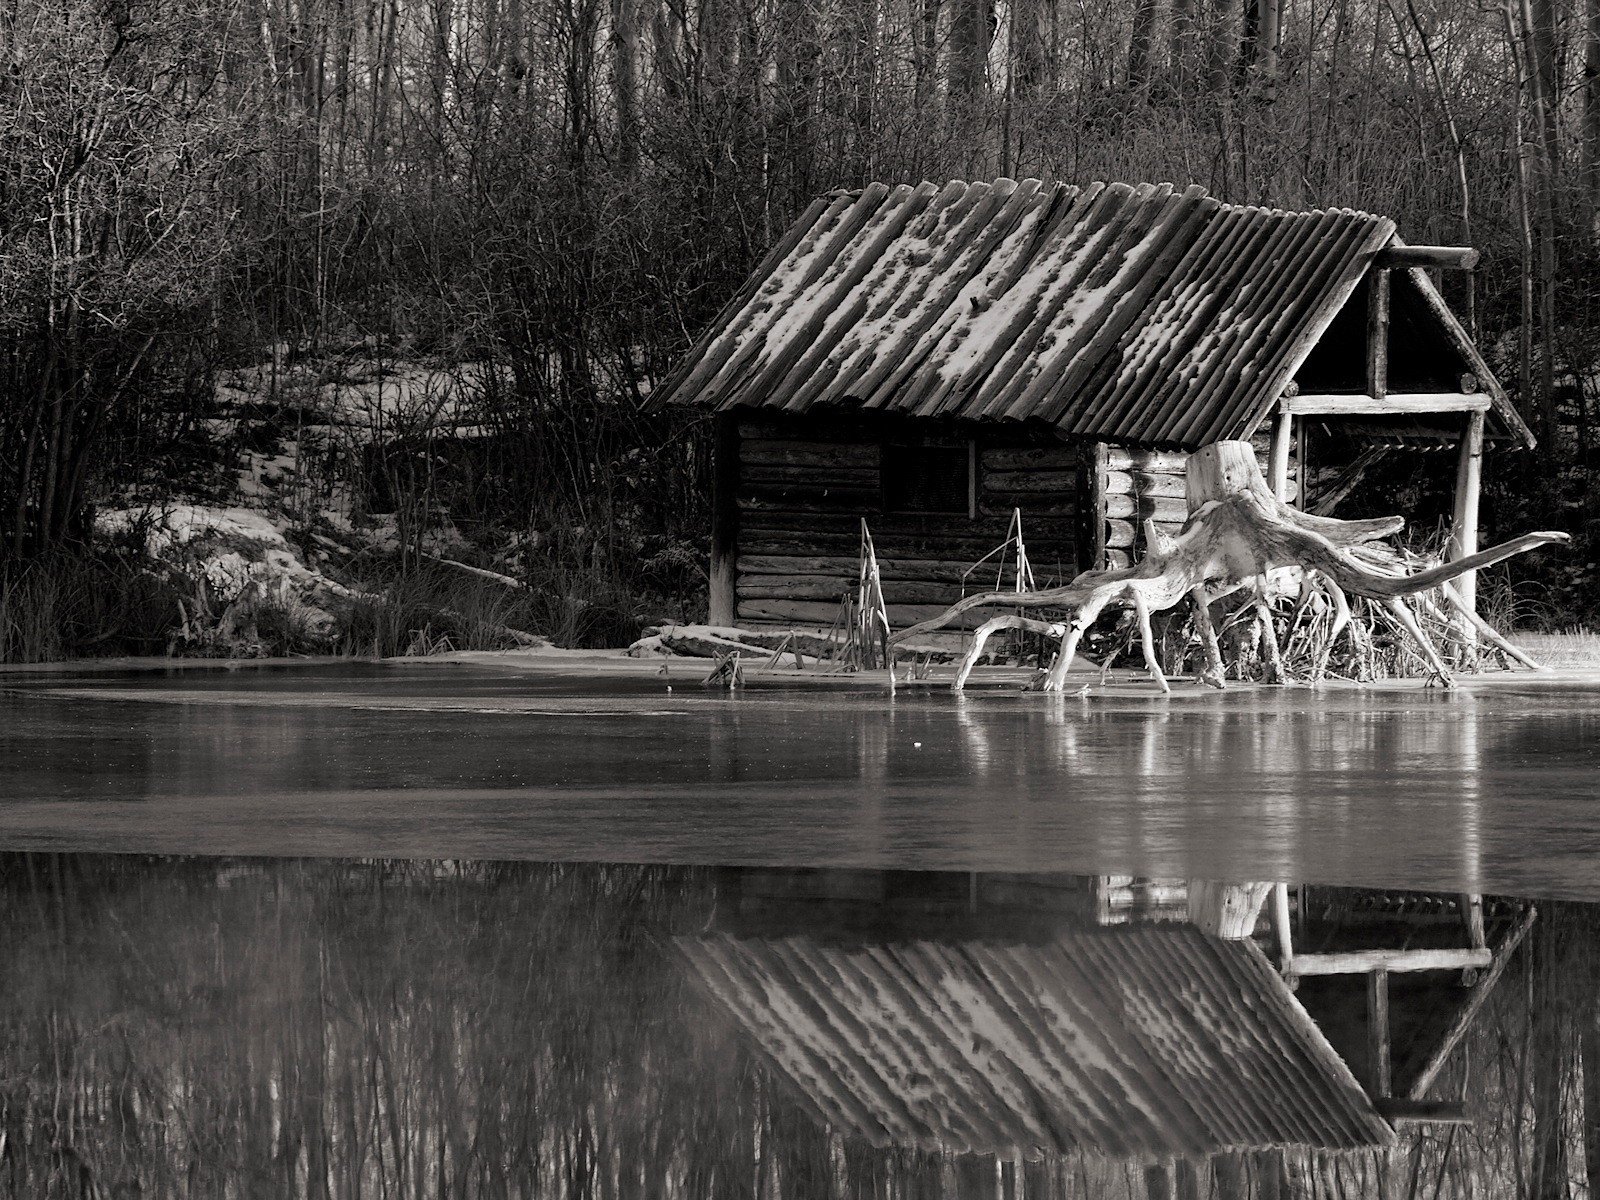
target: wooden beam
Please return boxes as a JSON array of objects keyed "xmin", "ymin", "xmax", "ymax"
[
  {"xmin": 1292, "ymin": 948, "xmax": 1493, "ymax": 975},
  {"xmin": 1284, "ymin": 393, "xmax": 1492, "ymax": 416},
  {"xmin": 1450, "ymin": 410, "xmax": 1486, "ymax": 618},
  {"xmin": 1273, "ymin": 883, "xmax": 1294, "ymax": 976},
  {"xmin": 1269, "ymin": 412, "xmax": 1294, "ymax": 503},
  {"xmin": 1375, "ymin": 245, "xmax": 1481, "ymax": 270},
  {"xmin": 1408, "ymin": 905, "xmax": 1538, "ymax": 1100},
  {"xmin": 1376, "ymin": 1099, "xmax": 1473, "ymax": 1126},
  {"xmin": 708, "ymin": 414, "xmax": 740, "ymax": 626},
  {"xmin": 1368, "ymin": 969, "xmax": 1392, "ymax": 1098},
  {"xmin": 1366, "ymin": 267, "xmax": 1391, "ymax": 399}
]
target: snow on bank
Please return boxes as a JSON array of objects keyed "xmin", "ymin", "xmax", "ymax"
[{"xmin": 97, "ymin": 504, "xmax": 354, "ymax": 641}]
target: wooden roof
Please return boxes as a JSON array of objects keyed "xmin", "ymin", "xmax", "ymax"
[
  {"xmin": 677, "ymin": 927, "xmax": 1396, "ymax": 1162},
  {"xmin": 657, "ymin": 179, "xmax": 1530, "ymax": 449}
]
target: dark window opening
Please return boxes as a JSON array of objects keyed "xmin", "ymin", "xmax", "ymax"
[{"xmin": 882, "ymin": 441, "xmax": 971, "ymax": 515}]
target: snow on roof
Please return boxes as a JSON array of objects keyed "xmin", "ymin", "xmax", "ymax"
[
  {"xmin": 676, "ymin": 926, "xmax": 1395, "ymax": 1162},
  {"xmin": 656, "ymin": 180, "xmax": 1410, "ymax": 447}
]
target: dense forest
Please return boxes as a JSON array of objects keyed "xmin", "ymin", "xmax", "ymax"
[{"xmin": 3, "ymin": 0, "xmax": 1600, "ymax": 656}]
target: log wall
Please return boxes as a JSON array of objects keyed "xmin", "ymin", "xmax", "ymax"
[
  {"xmin": 1096, "ymin": 434, "xmax": 1298, "ymax": 568},
  {"xmin": 731, "ymin": 414, "xmax": 1086, "ymax": 631}
]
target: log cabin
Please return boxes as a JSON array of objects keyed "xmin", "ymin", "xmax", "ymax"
[{"xmin": 653, "ymin": 180, "xmax": 1535, "ymax": 633}]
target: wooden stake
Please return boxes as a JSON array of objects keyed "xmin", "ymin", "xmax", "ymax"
[{"xmin": 1273, "ymin": 883, "xmax": 1294, "ymax": 977}]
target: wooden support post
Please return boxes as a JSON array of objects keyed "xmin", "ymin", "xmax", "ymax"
[
  {"xmin": 1272, "ymin": 883, "xmax": 1294, "ymax": 977},
  {"xmin": 1269, "ymin": 411, "xmax": 1293, "ymax": 503},
  {"xmin": 1366, "ymin": 267, "xmax": 1391, "ymax": 399},
  {"xmin": 1083, "ymin": 442, "xmax": 1110, "ymax": 570},
  {"xmin": 1450, "ymin": 410, "xmax": 1486, "ymax": 618},
  {"xmin": 1463, "ymin": 894, "xmax": 1486, "ymax": 948},
  {"xmin": 708, "ymin": 414, "xmax": 740, "ymax": 627},
  {"xmin": 1368, "ymin": 969, "xmax": 1392, "ymax": 1098},
  {"xmin": 1174, "ymin": 1160, "xmax": 1201, "ymax": 1200}
]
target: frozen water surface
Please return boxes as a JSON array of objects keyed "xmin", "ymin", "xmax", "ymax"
[{"xmin": 3, "ymin": 661, "xmax": 1600, "ymax": 897}]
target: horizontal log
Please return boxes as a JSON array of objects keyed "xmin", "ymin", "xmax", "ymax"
[
  {"xmin": 1105, "ymin": 549, "xmax": 1132, "ymax": 569},
  {"xmin": 739, "ymin": 554, "xmax": 997, "ymax": 583},
  {"xmin": 1375, "ymin": 1100, "xmax": 1472, "ymax": 1127},
  {"xmin": 739, "ymin": 526, "xmax": 1077, "ymax": 554},
  {"xmin": 739, "ymin": 440, "xmax": 879, "ymax": 468},
  {"xmin": 739, "ymin": 509, "xmax": 1081, "ymax": 539},
  {"xmin": 1284, "ymin": 393, "xmax": 1491, "ymax": 416},
  {"xmin": 736, "ymin": 598, "xmax": 992, "ymax": 630},
  {"xmin": 738, "ymin": 577, "xmax": 964, "ymax": 605},
  {"xmin": 981, "ymin": 469, "xmax": 1079, "ymax": 493},
  {"xmin": 737, "ymin": 490, "xmax": 882, "ymax": 513},
  {"xmin": 980, "ymin": 446, "xmax": 1081, "ymax": 471},
  {"xmin": 1102, "ymin": 470, "xmax": 1135, "ymax": 495},
  {"xmin": 1106, "ymin": 519, "xmax": 1136, "ymax": 549},
  {"xmin": 741, "ymin": 464, "xmax": 878, "ymax": 487},
  {"xmin": 979, "ymin": 497, "xmax": 1078, "ymax": 518},
  {"xmin": 1105, "ymin": 494, "xmax": 1190, "ymax": 522},
  {"xmin": 1374, "ymin": 245, "xmax": 1480, "ymax": 270},
  {"xmin": 1291, "ymin": 948, "xmax": 1493, "ymax": 976},
  {"xmin": 1130, "ymin": 473, "xmax": 1188, "ymax": 499},
  {"xmin": 1104, "ymin": 447, "xmax": 1189, "ymax": 473}
]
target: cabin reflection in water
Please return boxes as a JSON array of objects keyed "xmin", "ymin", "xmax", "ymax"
[
  {"xmin": 0, "ymin": 857, "xmax": 1554, "ymax": 1198},
  {"xmin": 688, "ymin": 868, "xmax": 1532, "ymax": 1199}
]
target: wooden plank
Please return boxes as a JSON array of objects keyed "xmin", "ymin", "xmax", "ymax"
[
  {"xmin": 1293, "ymin": 948, "xmax": 1493, "ymax": 976},
  {"xmin": 738, "ymin": 578, "xmax": 962, "ymax": 605},
  {"xmin": 739, "ymin": 441, "xmax": 879, "ymax": 469},
  {"xmin": 1407, "ymin": 905, "xmax": 1537, "ymax": 1100},
  {"xmin": 709, "ymin": 413, "xmax": 739, "ymax": 626},
  {"xmin": 741, "ymin": 464, "xmax": 879, "ymax": 487},
  {"xmin": 980, "ymin": 469, "xmax": 1080, "ymax": 493},
  {"xmin": 1283, "ymin": 393, "xmax": 1491, "ymax": 416},
  {"xmin": 737, "ymin": 491, "xmax": 882, "ymax": 514},
  {"xmin": 979, "ymin": 445, "xmax": 1081, "ymax": 471},
  {"xmin": 1104, "ymin": 446, "xmax": 1189, "ymax": 472},
  {"xmin": 1374, "ymin": 245, "xmax": 1480, "ymax": 270},
  {"xmin": 1450, "ymin": 410, "xmax": 1486, "ymax": 617},
  {"xmin": 978, "ymin": 497, "xmax": 1078, "ymax": 519},
  {"xmin": 1129, "ymin": 472, "xmax": 1188, "ymax": 499},
  {"xmin": 736, "ymin": 598, "xmax": 986, "ymax": 629},
  {"xmin": 1105, "ymin": 494, "xmax": 1189, "ymax": 522},
  {"xmin": 1369, "ymin": 969, "xmax": 1392, "ymax": 1098},
  {"xmin": 1366, "ymin": 267, "xmax": 1391, "ymax": 399},
  {"xmin": 739, "ymin": 555, "xmax": 991, "ymax": 584}
]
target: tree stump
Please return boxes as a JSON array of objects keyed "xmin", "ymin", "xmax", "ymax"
[{"xmin": 892, "ymin": 440, "xmax": 1567, "ymax": 692}]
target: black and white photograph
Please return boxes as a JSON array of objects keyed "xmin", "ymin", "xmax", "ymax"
[{"xmin": 4, "ymin": 0, "xmax": 1600, "ymax": 1194}]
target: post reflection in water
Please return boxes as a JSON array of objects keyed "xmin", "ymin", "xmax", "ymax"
[{"xmin": 0, "ymin": 853, "xmax": 1581, "ymax": 1200}]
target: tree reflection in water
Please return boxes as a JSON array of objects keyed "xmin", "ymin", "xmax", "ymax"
[{"xmin": 0, "ymin": 855, "xmax": 1593, "ymax": 1199}]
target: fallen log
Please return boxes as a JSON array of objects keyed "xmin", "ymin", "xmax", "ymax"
[{"xmin": 891, "ymin": 441, "xmax": 1567, "ymax": 691}]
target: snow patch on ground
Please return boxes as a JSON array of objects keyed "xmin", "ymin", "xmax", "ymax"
[{"xmin": 97, "ymin": 504, "xmax": 355, "ymax": 644}]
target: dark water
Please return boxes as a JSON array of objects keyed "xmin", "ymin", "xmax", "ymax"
[
  {"xmin": 5, "ymin": 664, "xmax": 1600, "ymax": 1197},
  {"xmin": 0, "ymin": 854, "xmax": 1584, "ymax": 1199},
  {"xmin": 4, "ymin": 662, "xmax": 1600, "ymax": 897}
]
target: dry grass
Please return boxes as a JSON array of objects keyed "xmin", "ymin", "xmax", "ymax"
[{"xmin": 1507, "ymin": 630, "xmax": 1600, "ymax": 671}]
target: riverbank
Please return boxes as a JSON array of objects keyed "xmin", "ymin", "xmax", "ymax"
[{"xmin": 7, "ymin": 631, "xmax": 1600, "ymax": 695}]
